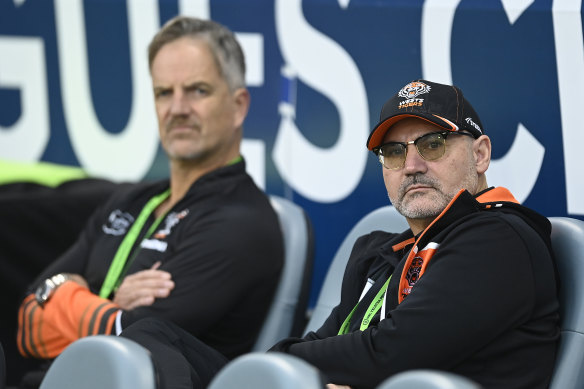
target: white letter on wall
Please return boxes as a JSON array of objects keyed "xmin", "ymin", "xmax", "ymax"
[
  {"xmin": 54, "ymin": 0, "xmax": 160, "ymax": 181},
  {"xmin": 273, "ymin": 0, "xmax": 368, "ymax": 203},
  {"xmin": 422, "ymin": 0, "xmax": 544, "ymax": 203},
  {"xmin": 0, "ymin": 37, "xmax": 49, "ymax": 162},
  {"xmin": 552, "ymin": 0, "xmax": 584, "ymax": 215}
]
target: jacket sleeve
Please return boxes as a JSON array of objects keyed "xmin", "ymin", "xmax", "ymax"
[
  {"xmin": 17, "ymin": 282, "xmax": 119, "ymax": 359},
  {"xmin": 279, "ymin": 215, "xmax": 550, "ymax": 388},
  {"xmin": 17, "ymin": 193, "xmax": 122, "ymax": 359}
]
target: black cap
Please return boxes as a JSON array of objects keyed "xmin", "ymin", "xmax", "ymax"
[{"xmin": 366, "ymin": 80, "xmax": 484, "ymax": 150}]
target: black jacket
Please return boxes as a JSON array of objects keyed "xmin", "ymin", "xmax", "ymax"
[
  {"xmin": 30, "ymin": 160, "xmax": 284, "ymax": 359},
  {"xmin": 270, "ymin": 187, "xmax": 559, "ymax": 388}
]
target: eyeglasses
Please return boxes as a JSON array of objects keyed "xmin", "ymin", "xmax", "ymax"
[{"xmin": 373, "ymin": 131, "xmax": 475, "ymax": 170}]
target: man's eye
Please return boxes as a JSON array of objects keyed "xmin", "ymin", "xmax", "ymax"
[
  {"xmin": 426, "ymin": 141, "xmax": 442, "ymax": 150},
  {"xmin": 383, "ymin": 145, "xmax": 403, "ymax": 157},
  {"xmin": 155, "ymin": 90, "xmax": 171, "ymax": 99},
  {"xmin": 187, "ymin": 86, "xmax": 209, "ymax": 97}
]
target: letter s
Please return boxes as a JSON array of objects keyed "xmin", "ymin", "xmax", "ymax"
[{"xmin": 273, "ymin": 0, "xmax": 368, "ymax": 203}]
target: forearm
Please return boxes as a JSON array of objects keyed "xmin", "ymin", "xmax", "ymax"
[{"xmin": 17, "ymin": 281, "xmax": 119, "ymax": 359}]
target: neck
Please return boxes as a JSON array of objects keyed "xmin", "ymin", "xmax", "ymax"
[
  {"xmin": 407, "ymin": 217, "xmax": 433, "ymax": 236},
  {"xmin": 155, "ymin": 154, "xmax": 240, "ymax": 218}
]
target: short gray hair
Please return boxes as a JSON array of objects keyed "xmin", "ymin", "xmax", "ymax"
[{"xmin": 148, "ymin": 16, "xmax": 246, "ymax": 91}]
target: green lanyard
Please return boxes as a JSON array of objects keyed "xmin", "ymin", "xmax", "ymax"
[
  {"xmin": 99, "ymin": 189, "xmax": 171, "ymax": 298},
  {"xmin": 338, "ymin": 275, "xmax": 392, "ymax": 335}
]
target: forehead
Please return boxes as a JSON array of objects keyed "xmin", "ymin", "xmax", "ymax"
[
  {"xmin": 150, "ymin": 37, "xmax": 221, "ymax": 84},
  {"xmin": 382, "ymin": 117, "xmax": 445, "ymax": 142}
]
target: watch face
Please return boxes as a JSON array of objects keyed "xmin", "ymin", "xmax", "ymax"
[{"xmin": 35, "ymin": 279, "xmax": 56, "ymax": 305}]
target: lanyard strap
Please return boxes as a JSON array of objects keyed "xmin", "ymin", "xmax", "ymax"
[
  {"xmin": 99, "ymin": 189, "xmax": 171, "ymax": 298},
  {"xmin": 338, "ymin": 275, "xmax": 392, "ymax": 335}
]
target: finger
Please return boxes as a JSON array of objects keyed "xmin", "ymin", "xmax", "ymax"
[
  {"xmin": 126, "ymin": 278, "xmax": 175, "ymax": 291},
  {"xmin": 125, "ymin": 295, "xmax": 156, "ymax": 310},
  {"xmin": 123, "ymin": 269, "xmax": 172, "ymax": 282},
  {"xmin": 151, "ymin": 261, "xmax": 162, "ymax": 270}
]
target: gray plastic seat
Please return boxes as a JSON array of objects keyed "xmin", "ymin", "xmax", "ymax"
[
  {"xmin": 376, "ymin": 369, "xmax": 481, "ymax": 389},
  {"xmin": 253, "ymin": 196, "xmax": 314, "ymax": 351},
  {"xmin": 208, "ymin": 352, "xmax": 323, "ymax": 389},
  {"xmin": 39, "ymin": 335, "xmax": 156, "ymax": 389},
  {"xmin": 548, "ymin": 217, "xmax": 584, "ymax": 389}
]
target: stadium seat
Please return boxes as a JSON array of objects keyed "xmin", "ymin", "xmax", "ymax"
[
  {"xmin": 207, "ymin": 352, "xmax": 324, "ymax": 389},
  {"xmin": 253, "ymin": 196, "xmax": 314, "ymax": 351},
  {"xmin": 39, "ymin": 335, "xmax": 156, "ymax": 389},
  {"xmin": 548, "ymin": 217, "xmax": 584, "ymax": 389},
  {"xmin": 375, "ymin": 369, "xmax": 481, "ymax": 389}
]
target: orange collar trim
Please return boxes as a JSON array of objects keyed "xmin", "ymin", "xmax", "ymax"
[
  {"xmin": 392, "ymin": 237, "xmax": 416, "ymax": 252},
  {"xmin": 476, "ymin": 187, "xmax": 519, "ymax": 204}
]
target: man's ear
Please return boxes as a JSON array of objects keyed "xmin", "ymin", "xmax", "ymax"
[
  {"xmin": 232, "ymin": 88, "xmax": 251, "ymax": 129},
  {"xmin": 474, "ymin": 135, "xmax": 491, "ymax": 174}
]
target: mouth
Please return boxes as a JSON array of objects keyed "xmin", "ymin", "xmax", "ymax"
[
  {"xmin": 166, "ymin": 123, "xmax": 201, "ymax": 137},
  {"xmin": 405, "ymin": 184, "xmax": 433, "ymax": 194},
  {"xmin": 168, "ymin": 125, "xmax": 192, "ymax": 133}
]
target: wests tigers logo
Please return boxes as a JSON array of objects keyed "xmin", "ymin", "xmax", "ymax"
[
  {"xmin": 405, "ymin": 257, "xmax": 423, "ymax": 286},
  {"xmin": 399, "ymin": 242, "xmax": 439, "ymax": 301},
  {"xmin": 398, "ymin": 81, "xmax": 431, "ymax": 99}
]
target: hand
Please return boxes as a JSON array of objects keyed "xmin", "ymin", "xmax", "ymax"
[
  {"xmin": 113, "ymin": 262, "xmax": 175, "ymax": 310},
  {"xmin": 327, "ymin": 385, "xmax": 352, "ymax": 389}
]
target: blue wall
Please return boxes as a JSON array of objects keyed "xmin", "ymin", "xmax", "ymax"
[{"xmin": 1, "ymin": 0, "xmax": 583, "ymax": 306}]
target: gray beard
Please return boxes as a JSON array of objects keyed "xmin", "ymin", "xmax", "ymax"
[{"xmin": 389, "ymin": 174, "xmax": 452, "ymax": 220}]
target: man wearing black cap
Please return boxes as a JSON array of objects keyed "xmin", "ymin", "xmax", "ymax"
[
  {"xmin": 120, "ymin": 80, "xmax": 559, "ymax": 389},
  {"xmin": 269, "ymin": 80, "xmax": 559, "ymax": 388}
]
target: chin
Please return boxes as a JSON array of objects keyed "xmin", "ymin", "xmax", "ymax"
[
  {"xmin": 165, "ymin": 146, "xmax": 203, "ymax": 160},
  {"xmin": 400, "ymin": 198, "xmax": 446, "ymax": 220}
]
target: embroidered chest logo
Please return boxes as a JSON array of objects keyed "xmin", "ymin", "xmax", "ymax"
[
  {"xmin": 102, "ymin": 210, "xmax": 134, "ymax": 236},
  {"xmin": 153, "ymin": 209, "xmax": 189, "ymax": 239},
  {"xmin": 405, "ymin": 257, "xmax": 424, "ymax": 286},
  {"xmin": 400, "ymin": 242, "xmax": 439, "ymax": 301}
]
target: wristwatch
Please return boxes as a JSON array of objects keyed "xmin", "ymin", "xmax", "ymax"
[{"xmin": 34, "ymin": 273, "xmax": 71, "ymax": 306}]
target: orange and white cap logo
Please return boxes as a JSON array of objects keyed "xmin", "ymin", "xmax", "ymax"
[{"xmin": 398, "ymin": 81, "xmax": 431, "ymax": 99}]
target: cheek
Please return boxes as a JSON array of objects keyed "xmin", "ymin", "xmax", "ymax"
[
  {"xmin": 382, "ymin": 170, "xmax": 400, "ymax": 195},
  {"xmin": 439, "ymin": 152, "xmax": 476, "ymax": 190},
  {"xmin": 155, "ymin": 102, "xmax": 169, "ymax": 123}
]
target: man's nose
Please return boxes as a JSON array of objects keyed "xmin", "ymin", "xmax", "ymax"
[
  {"xmin": 402, "ymin": 144, "xmax": 427, "ymax": 174},
  {"xmin": 170, "ymin": 92, "xmax": 190, "ymax": 115}
]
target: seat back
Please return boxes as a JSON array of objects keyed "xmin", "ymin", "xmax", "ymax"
[
  {"xmin": 208, "ymin": 352, "xmax": 323, "ymax": 389},
  {"xmin": 376, "ymin": 369, "xmax": 481, "ymax": 389},
  {"xmin": 548, "ymin": 217, "xmax": 584, "ymax": 389},
  {"xmin": 39, "ymin": 335, "xmax": 156, "ymax": 389},
  {"xmin": 253, "ymin": 196, "xmax": 314, "ymax": 351},
  {"xmin": 305, "ymin": 205, "xmax": 408, "ymax": 333}
]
